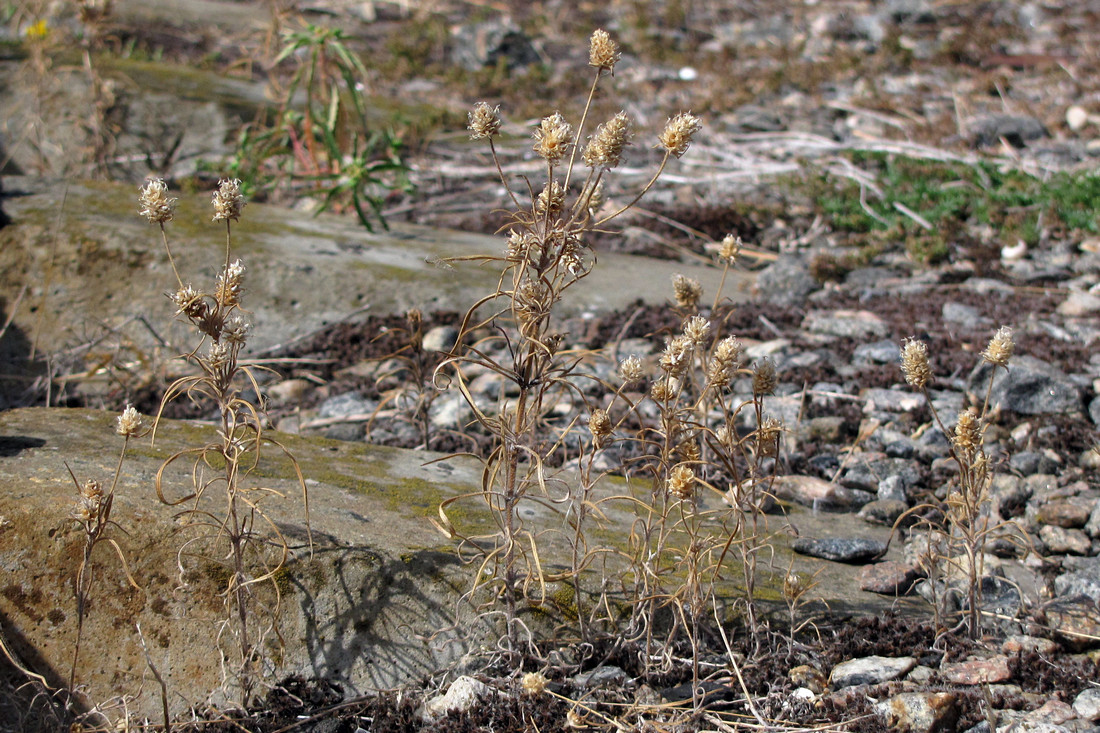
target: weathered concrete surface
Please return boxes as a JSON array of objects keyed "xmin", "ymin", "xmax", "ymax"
[
  {"xmin": 0, "ymin": 176, "xmax": 751, "ymax": 372},
  {"xmin": 0, "ymin": 406, "xmax": 489, "ymax": 719},
  {"xmin": 0, "ymin": 406, "xmax": 926, "ymax": 722}
]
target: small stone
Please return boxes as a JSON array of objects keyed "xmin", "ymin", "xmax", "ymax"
[
  {"xmin": 940, "ymin": 656, "xmax": 1012, "ymax": 685},
  {"xmin": 969, "ymin": 356, "xmax": 1081, "ymax": 416},
  {"xmin": 859, "ymin": 499, "xmax": 910, "ymax": 526},
  {"xmin": 573, "ymin": 665, "xmax": 627, "ymax": 689},
  {"xmin": 422, "ymin": 326, "xmax": 459, "ymax": 353},
  {"xmin": 995, "ymin": 723, "xmax": 1074, "ymax": 733},
  {"xmin": 267, "ymin": 378, "xmax": 313, "ymax": 404},
  {"xmin": 1067, "ymin": 105, "xmax": 1090, "ymax": 132},
  {"xmin": 1087, "ymin": 499, "xmax": 1100, "ymax": 538},
  {"xmin": 1042, "ymin": 598, "xmax": 1100, "ymax": 650},
  {"xmin": 789, "ymin": 664, "xmax": 827, "ymax": 694},
  {"xmin": 794, "ymin": 537, "xmax": 887, "ymax": 563},
  {"xmin": 772, "ymin": 475, "xmax": 875, "ymax": 512},
  {"xmin": 1037, "ymin": 501, "xmax": 1092, "ymax": 529},
  {"xmin": 879, "ymin": 474, "xmax": 911, "ymax": 503},
  {"xmin": 1030, "ymin": 699, "xmax": 1076, "ymax": 725},
  {"xmin": 859, "ymin": 561, "xmax": 923, "ymax": 595},
  {"xmin": 1054, "ymin": 568, "xmax": 1100, "ymax": 604},
  {"xmin": 970, "ymin": 114, "xmax": 1048, "ymax": 148},
  {"xmin": 422, "ymin": 676, "xmax": 493, "ymax": 721},
  {"xmin": 1039, "ymin": 525, "xmax": 1092, "ymax": 555},
  {"xmin": 318, "ymin": 391, "xmax": 375, "ymax": 419},
  {"xmin": 1001, "ymin": 635, "xmax": 1060, "ymax": 656},
  {"xmin": 853, "ymin": 339, "xmax": 900, "ymax": 365},
  {"xmin": 830, "ymin": 655, "xmax": 916, "ymax": 689},
  {"xmin": 756, "ymin": 258, "xmax": 818, "ymax": 306},
  {"xmin": 875, "ymin": 692, "xmax": 958, "ymax": 733},
  {"xmin": 803, "ymin": 309, "xmax": 889, "ymax": 340},
  {"xmin": 1057, "ymin": 289, "xmax": 1100, "ymax": 317},
  {"xmin": 861, "ymin": 388, "xmax": 926, "ymax": 414},
  {"xmin": 802, "ymin": 416, "xmax": 846, "ymax": 442},
  {"xmin": 942, "ymin": 301, "xmax": 985, "ymax": 325},
  {"xmin": 1073, "ymin": 687, "xmax": 1100, "ymax": 721}
]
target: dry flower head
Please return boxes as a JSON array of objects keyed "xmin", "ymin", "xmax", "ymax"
[
  {"xmin": 468, "ymin": 102, "xmax": 501, "ymax": 140},
  {"xmin": 752, "ymin": 359, "xmax": 777, "ymax": 396},
  {"xmin": 719, "ymin": 234, "xmax": 742, "ymax": 264},
  {"xmin": 667, "ymin": 464, "xmax": 696, "ymax": 501},
  {"xmin": 138, "ymin": 178, "xmax": 176, "ymax": 225},
  {"xmin": 116, "ymin": 405, "xmax": 142, "ymax": 437},
  {"xmin": 212, "ymin": 178, "xmax": 245, "ymax": 222},
  {"xmin": 982, "ymin": 326, "xmax": 1014, "ymax": 368},
  {"xmin": 533, "ymin": 112, "xmax": 574, "ymax": 164},
  {"xmin": 521, "ymin": 671, "xmax": 548, "ymax": 695},
  {"xmin": 658, "ymin": 112, "xmax": 701, "ymax": 159},
  {"xmin": 588, "ymin": 29, "xmax": 620, "ymax": 72},
  {"xmin": 588, "ymin": 408, "xmax": 612, "ymax": 446},
  {"xmin": 901, "ymin": 338, "xmax": 932, "ymax": 390},
  {"xmin": 619, "ymin": 355, "xmax": 644, "ymax": 385},
  {"xmin": 952, "ymin": 408, "xmax": 982, "ymax": 456},
  {"xmin": 660, "ymin": 334, "xmax": 693, "ymax": 376},
  {"xmin": 682, "ymin": 315, "xmax": 710, "ymax": 346},
  {"xmin": 672, "ymin": 274, "xmax": 702, "ymax": 309},
  {"xmin": 583, "ymin": 112, "xmax": 630, "ymax": 170}
]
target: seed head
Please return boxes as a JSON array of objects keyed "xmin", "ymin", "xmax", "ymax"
[
  {"xmin": 71, "ymin": 479, "xmax": 104, "ymax": 524},
  {"xmin": 708, "ymin": 336, "xmax": 742, "ymax": 388},
  {"xmin": 676, "ymin": 438, "xmax": 700, "ymax": 464},
  {"xmin": 982, "ymin": 326, "xmax": 1014, "ymax": 369},
  {"xmin": 718, "ymin": 234, "xmax": 742, "ymax": 265},
  {"xmin": 756, "ymin": 416, "xmax": 782, "ymax": 457},
  {"xmin": 585, "ymin": 180, "xmax": 605, "ymax": 214},
  {"xmin": 901, "ymin": 338, "xmax": 932, "ymax": 390},
  {"xmin": 138, "ymin": 178, "xmax": 176, "ymax": 225},
  {"xmin": 619, "ymin": 355, "xmax": 644, "ymax": 385},
  {"xmin": 207, "ymin": 342, "xmax": 230, "ymax": 370},
  {"xmin": 658, "ymin": 112, "xmax": 701, "ymax": 159},
  {"xmin": 533, "ymin": 112, "xmax": 574, "ymax": 164},
  {"xmin": 116, "ymin": 405, "xmax": 142, "ymax": 437},
  {"xmin": 667, "ymin": 464, "xmax": 696, "ymax": 501},
  {"xmin": 682, "ymin": 315, "xmax": 710, "ymax": 347},
  {"xmin": 672, "ymin": 274, "xmax": 702, "ymax": 309},
  {"xmin": 588, "ymin": 408, "xmax": 612, "ymax": 447},
  {"xmin": 583, "ymin": 112, "xmax": 631, "ymax": 169},
  {"xmin": 468, "ymin": 101, "xmax": 501, "ymax": 140},
  {"xmin": 223, "ymin": 316, "xmax": 251, "ymax": 346},
  {"xmin": 521, "ymin": 671, "xmax": 548, "ymax": 695},
  {"xmin": 173, "ymin": 284, "xmax": 207, "ymax": 321},
  {"xmin": 588, "ymin": 29, "xmax": 620, "ymax": 72},
  {"xmin": 660, "ymin": 334, "xmax": 693, "ymax": 376},
  {"xmin": 651, "ymin": 376, "xmax": 680, "ymax": 402},
  {"xmin": 215, "ymin": 259, "xmax": 246, "ymax": 307},
  {"xmin": 212, "ymin": 178, "xmax": 245, "ymax": 222},
  {"xmin": 952, "ymin": 408, "xmax": 982, "ymax": 457},
  {"xmin": 535, "ymin": 180, "xmax": 565, "ymax": 216},
  {"xmin": 752, "ymin": 359, "xmax": 777, "ymax": 396}
]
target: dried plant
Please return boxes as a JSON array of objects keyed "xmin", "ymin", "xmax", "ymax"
[
  {"xmin": 898, "ymin": 326, "xmax": 1029, "ymax": 640},
  {"xmin": 141, "ymin": 178, "xmax": 310, "ymax": 704},
  {"xmin": 63, "ymin": 405, "xmax": 142, "ymax": 699},
  {"xmin": 614, "ymin": 285, "xmax": 783, "ymax": 695},
  {"xmin": 435, "ymin": 29, "xmax": 703, "ymax": 655}
]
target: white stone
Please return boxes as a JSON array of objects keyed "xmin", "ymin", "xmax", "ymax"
[
  {"xmin": 1073, "ymin": 686, "xmax": 1100, "ymax": 721},
  {"xmin": 423, "ymin": 676, "xmax": 494, "ymax": 721},
  {"xmin": 1066, "ymin": 105, "xmax": 1089, "ymax": 132},
  {"xmin": 830, "ymin": 655, "xmax": 916, "ymax": 689}
]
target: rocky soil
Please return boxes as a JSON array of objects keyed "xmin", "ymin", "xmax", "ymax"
[{"xmin": 1, "ymin": 0, "xmax": 1100, "ymax": 731}]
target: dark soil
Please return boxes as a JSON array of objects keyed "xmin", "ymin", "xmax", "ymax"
[{"xmin": 167, "ymin": 614, "xmax": 1099, "ymax": 732}]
